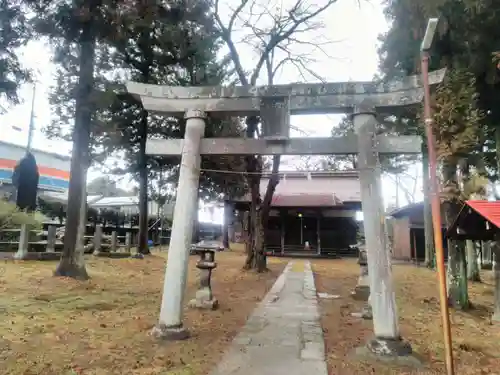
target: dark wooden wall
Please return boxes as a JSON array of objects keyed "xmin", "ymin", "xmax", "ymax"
[{"xmin": 265, "ymin": 213, "xmax": 357, "ymax": 255}]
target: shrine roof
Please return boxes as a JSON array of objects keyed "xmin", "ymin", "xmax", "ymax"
[
  {"xmin": 229, "ymin": 172, "xmax": 361, "ymax": 207},
  {"xmin": 465, "ymin": 200, "xmax": 500, "ymax": 229},
  {"xmin": 447, "ymin": 200, "xmax": 500, "ymax": 240}
]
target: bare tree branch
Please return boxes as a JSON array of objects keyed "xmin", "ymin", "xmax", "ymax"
[
  {"xmin": 385, "ymin": 173, "xmax": 417, "ymax": 204},
  {"xmin": 213, "ymin": 0, "xmax": 251, "ymax": 84},
  {"xmin": 213, "ymin": 0, "xmax": 340, "ymax": 270},
  {"xmin": 249, "ymin": 0, "xmax": 338, "ymax": 85},
  {"xmin": 213, "ymin": 0, "xmax": 338, "ymax": 86}
]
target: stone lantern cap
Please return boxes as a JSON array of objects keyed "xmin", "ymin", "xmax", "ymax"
[
  {"xmin": 190, "ymin": 239, "xmax": 220, "ymax": 270},
  {"xmin": 190, "ymin": 239, "xmax": 224, "ymax": 255}
]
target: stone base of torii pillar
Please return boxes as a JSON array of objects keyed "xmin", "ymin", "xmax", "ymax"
[{"xmin": 349, "ymin": 104, "xmax": 422, "ymax": 367}]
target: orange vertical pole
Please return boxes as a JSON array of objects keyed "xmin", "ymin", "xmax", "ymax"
[{"xmin": 421, "ymin": 52, "xmax": 455, "ymax": 375}]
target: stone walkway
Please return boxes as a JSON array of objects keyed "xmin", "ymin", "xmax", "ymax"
[{"xmin": 210, "ymin": 261, "xmax": 328, "ymax": 375}]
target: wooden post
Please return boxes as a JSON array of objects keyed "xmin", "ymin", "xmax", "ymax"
[
  {"xmin": 243, "ymin": 210, "xmax": 250, "ymax": 245},
  {"xmin": 14, "ymin": 224, "xmax": 30, "ymax": 259},
  {"xmin": 316, "ymin": 212, "xmax": 321, "ymax": 256},
  {"xmin": 111, "ymin": 231, "xmax": 118, "ymax": 252},
  {"xmin": 46, "ymin": 225, "xmax": 57, "ymax": 253},
  {"xmin": 281, "ymin": 209, "xmax": 285, "ymax": 255},
  {"xmin": 223, "ymin": 201, "xmax": 231, "ymax": 249},
  {"xmin": 93, "ymin": 225, "xmax": 103, "ymax": 255},
  {"xmin": 412, "ymin": 230, "xmax": 417, "ymax": 263},
  {"xmin": 133, "ymin": 230, "xmax": 138, "ymax": 248},
  {"xmin": 125, "ymin": 231, "xmax": 132, "ymax": 253},
  {"xmin": 482, "ymin": 241, "xmax": 493, "ymax": 269}
]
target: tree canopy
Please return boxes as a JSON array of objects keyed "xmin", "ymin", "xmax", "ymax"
[
  {"xmin": 378, "ymin": 0, "xmax": 500, "ymax": 310},
  {"xmin": 0, "ymin": 0, "xmax": 31, "ymax": 109}
]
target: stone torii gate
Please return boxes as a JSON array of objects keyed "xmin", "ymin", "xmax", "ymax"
[{"xmin": 126, "ymin": 69, "xmax": 445, "ymax": 357}]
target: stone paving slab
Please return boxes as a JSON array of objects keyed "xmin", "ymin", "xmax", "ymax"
[{"xmin": 210, "ymin": 261, "xmax": 328, "ymax": 375}]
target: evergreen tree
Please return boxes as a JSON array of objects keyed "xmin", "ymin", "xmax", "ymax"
[
  {"xmin": 25, "ymin": 0, "xmax": 121, "ymax": 279},
  {"xmin": 0, "ymin": 0, "xmax": 31, "ymax": 108},
  {"xmin": 97, "ymin": 0, "xmax": 245, "ymax": 252},
  {"xmin": 378, "ymin": 0, "xmax": 500, "ymax": 309}
]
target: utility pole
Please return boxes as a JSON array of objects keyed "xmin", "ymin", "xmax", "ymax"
[
  {"xmin": 27, "ymin": 82, "xmax": 36, "ymax": 152},
  {"xmin": 421, "ymin": 17, "xmax": 454, "ymax": 375}
]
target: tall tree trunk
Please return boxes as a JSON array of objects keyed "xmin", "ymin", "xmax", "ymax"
[
  {"xmin": 443, "ymin": 158, "xmax": 469, "ymax": 309},
  {"xmin": 243, "ymin": 210, "xmax": 250, "ymax": 252},
  {"xmin": 136, "ymin": 15, "xmax": 152, "ymax": 255},
  {"xmin": 76, "ymin": 183, "xmax": 88, "ymax": 251},
  {"xmin": 459, "ymin": 159, "xmax": 481, "ymax": 282},
  {"xmin": 137, "ymin": 110, "xmax": 150, "ymax": 255},
  {"xmin": 222, "ymin": 201, "xmax": 231, "ymax": 248},
  {"xmin": 259, "ymin": 155, "xmax": 281, "ymax": 269},
  {"xmin": 496, "ymin": 126, "xmax": 500, "ymax": 196},
  {"xmin": 447, "ymin": 234, "xmax": 469, "ymax": 309},
  {"xmin": 243, "ymin": 116, "xmax": 262, "ymax": 271},
  {"xmin": 422, "ymin": 144, "xmax": 435, "ymax": 268},
  {"xmin": 466, "ymin": 240, "xmax": 481, "ymax": 281},
  {"xmin": 244, "ymin": 158, "xmax": 261, "ymax": 270},
  {"xmin": 244, "ymin": 155, "xmax": 281, "ymax": 272},
  {"xmin": 244, "ymin": 209, "xmax": 266, "ymax": 271},
  {"xmin": 255, "ymin": 210, "xmax": 266, "ymax": 272},
  {"xmin": 492, "ymin": 236, "xmax": 500, "ymax": 322},
  {"xmin": 492, "ymin": 121, "xmax": 500, "ymax": 321},
  {"xmin": 54, "ymin": 9, "xmax": 95, "ymax": 280}
]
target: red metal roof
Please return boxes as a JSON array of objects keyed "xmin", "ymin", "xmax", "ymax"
[{"xmin": 466, "ymin": 200, "xmax": 500, "ymax": 229}]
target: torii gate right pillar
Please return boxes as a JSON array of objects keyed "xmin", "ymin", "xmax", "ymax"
[{"xmin": 352, "ymin": 104, "xmax": 414, "ymax": 359}]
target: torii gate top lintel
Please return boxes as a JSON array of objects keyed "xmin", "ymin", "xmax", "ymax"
[{"xmin": 125, "ymin": 68, "xmax": 446, "ymax": 116}]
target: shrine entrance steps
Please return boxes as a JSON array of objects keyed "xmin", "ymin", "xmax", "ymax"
[{"xmin": 210, "ymin": 260, "xmax": 328, "ymax": 375}]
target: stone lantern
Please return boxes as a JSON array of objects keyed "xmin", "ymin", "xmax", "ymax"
[
  {"xmin": 188, "ymin": 240, "xmax": 220, "ymax": 310},
  {"xmin": 351, "ymin": 244, "xmax": 370, "ymax": 301},
  {"xmin": 351, "ymin": 243, "xmax": 372, "ymax": 320}
]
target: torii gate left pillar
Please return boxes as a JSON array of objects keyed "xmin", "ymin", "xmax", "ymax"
[{"xmin": 151, "ymin": 109, "xmax": 206, "ymax": 340}]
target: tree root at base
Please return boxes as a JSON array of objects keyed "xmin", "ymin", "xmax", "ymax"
[{"xmin": 54, "ymin": 261, "xmax": 90, "ymax": 281}]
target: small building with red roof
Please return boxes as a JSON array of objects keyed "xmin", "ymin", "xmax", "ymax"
[{"xmin": 447, "ymin": 200, "xmax": 500, "ymax": 241}]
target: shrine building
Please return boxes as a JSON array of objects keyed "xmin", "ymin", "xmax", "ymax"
[{"xmin": 224, "ymin": 171, "xmax": 362, "ymax": 257}]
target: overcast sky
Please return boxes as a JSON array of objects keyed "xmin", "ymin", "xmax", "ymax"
[{"xmin": 0, "ymin": 0, "xmax": 423, "ymax": 222}]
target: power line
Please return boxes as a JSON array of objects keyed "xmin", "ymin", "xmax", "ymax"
[{"xmin": 196, "ymin": 167, "xmax": 381, "ymax": 175}]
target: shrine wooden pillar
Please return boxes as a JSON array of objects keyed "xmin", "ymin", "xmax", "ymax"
[
  {"xmin": 316, "ymin": 211, "xmax": 321, "ymax": 255},
  {"xmin": 242, "ymin": 210, "xmax": 250, "ymax": 245},
  {"xmin": 222, "ymin": 201, "xmax": 233, "ymax": 248},
  {"xmin": 280, "ymin": 209, "xmax": 286, "ymax": 255}
]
